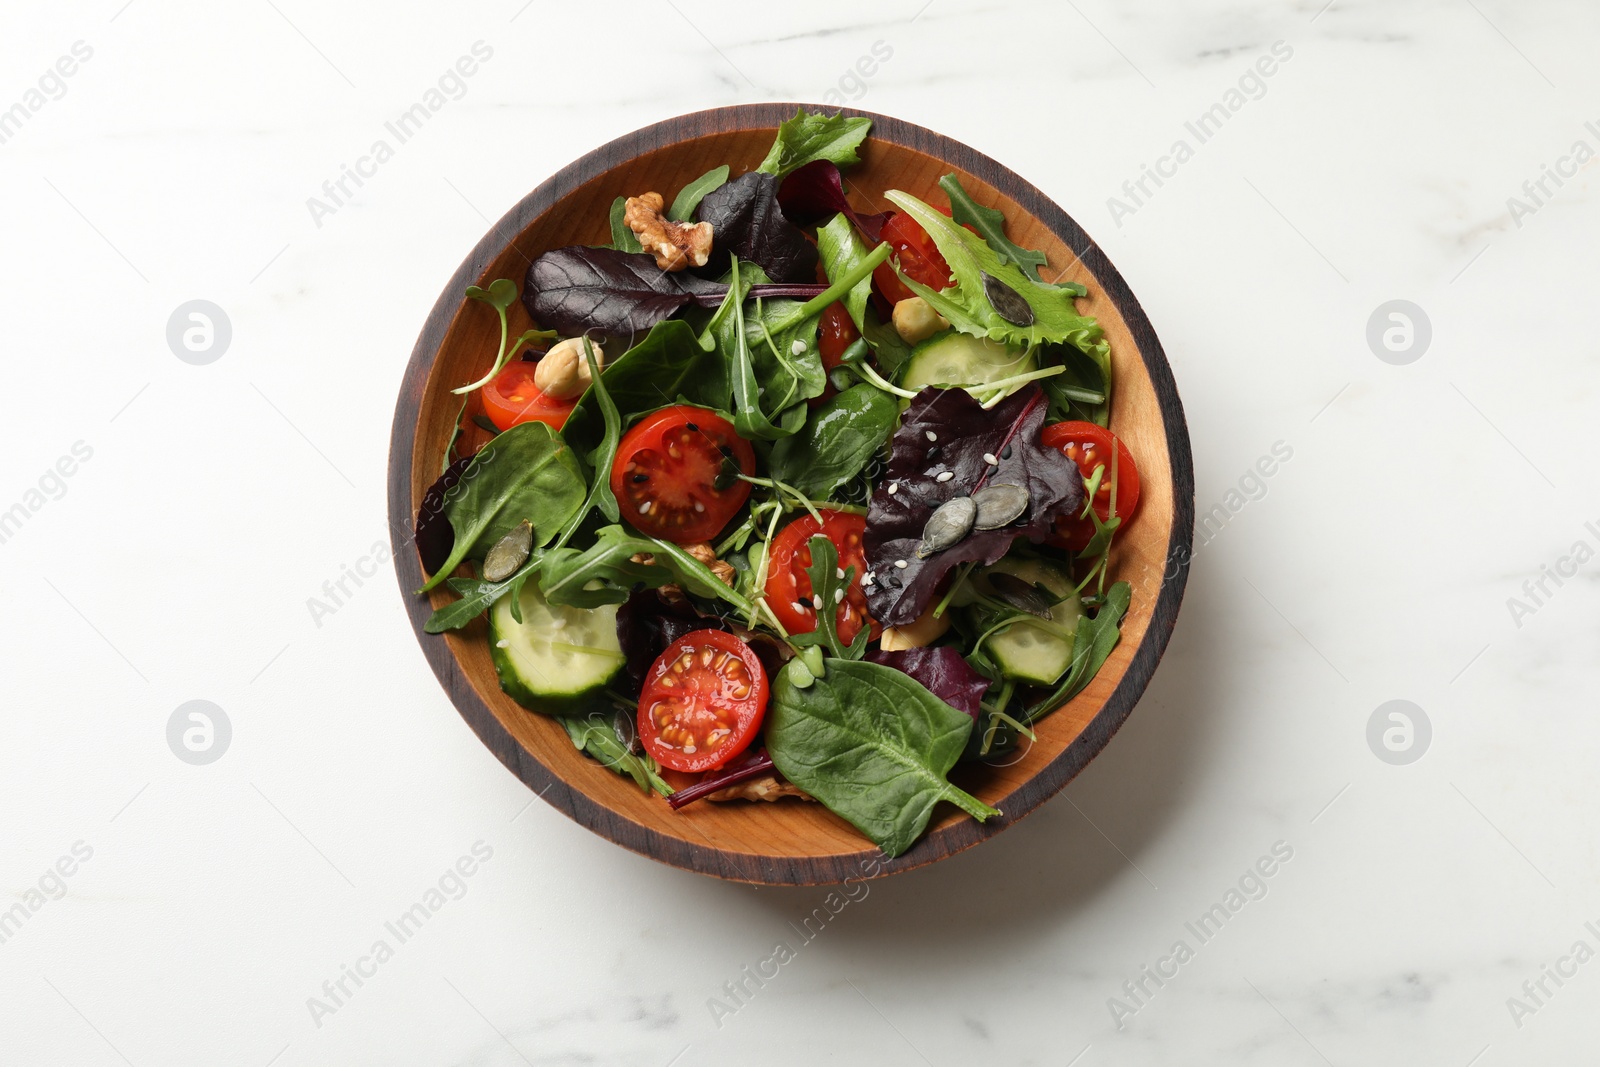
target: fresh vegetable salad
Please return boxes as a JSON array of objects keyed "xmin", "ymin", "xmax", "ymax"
[{"xmin": 414, "ymin": 110, "xmax": 1137, "ymax": 858}]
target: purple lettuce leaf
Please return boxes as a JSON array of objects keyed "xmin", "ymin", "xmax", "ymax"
[
  {"xmin": 414, "ymin": 454, "xmax": 473, "ymax": 576},
  {"xmin": 615, "ymin": 589, "xmax": 790, "ymax": 697},
  {"xmin": 521, "ymin": 245, "xmax": 827, "ymax": 344},
  {"xmin": 777, "ymin": 159, "xmax": 890, "ymax": 244},
  {"xmin": 521, "ymin": 246, "xmax": 728, "ymax": 344},
  {"xmin": 693, "ymin": 171, "xmax": 818, "ymax": 284},
  {"xmin": 863, "ymin": 385, "xmax": 1084, "ymax": 626},
  {"xmin": 865, "ymin": 646, "xmax": 991, "ymax": 719}
]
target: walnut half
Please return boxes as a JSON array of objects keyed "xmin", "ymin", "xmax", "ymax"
[
  {"xmin": 683, "ymin": 541, "xmax": 736, "ymax": 587},
  {"xmin": 706, "ymin": 774, "xmax": 815, "ymax": 803},
  {"xmin": 624, "ymin": 192, "xmax": 713, "ymax": 272}
]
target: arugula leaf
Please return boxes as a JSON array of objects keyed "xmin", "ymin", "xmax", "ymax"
[
  {"xmin": 1040, "ymin": 340, "xmax": 1111, "ymax": 426},
  {"xmin": 767, "ymin": 384, "xmax": 896, "ymax": 499},
  {"xmin": 939, "ymin": 174, "xmax": 1050, "ymax": 283},
  {"xmin": 787, "ymin": 535, "xmax": 870, "ymax": 661},
  {"xmin": 608, "ymin": 196, "xmax": 643, "ymax": 253},
  {"xmin": 767, "ymin": 658, "xmax": 1000, "ymax": 857},
  {"xmin": 669, "ymin": 165, "xmax": 729, "ymax": 221},
  {"xmin": 538, "ymin": 525, "xmax": 753, "ymax": 612},
  {"xmin": 553, "ymin": 338, "xmax": 620, "ymax": 548},
  {"xmin": 756, "ymin": 108, "xmax": 872, "ymax": 180},
  {"xmin": 417, "ymin": 421, "xmax": 587, "ymax": 593},
  {"xmin": 883, "ymin": 189, "xmax": 1105, "ymax": 353},
  {"xmin": 1025, "ymin": 580, "xmax": 1132, "ymax": 719},
  {"xmin": 710, "ymin": 257, "xmax": 822, "ymax": 441},
  {"xmin": 563, "ymin": 711, "xmax": 673, "ymax": 796},
  {"xmin": 423, "ymin": 556, "xmax": 542, "ymax": 633}
]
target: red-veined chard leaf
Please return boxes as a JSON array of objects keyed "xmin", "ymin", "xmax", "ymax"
[{"xmin": 865, "ymin": 646, "xmax": 992, "ymax": 719}]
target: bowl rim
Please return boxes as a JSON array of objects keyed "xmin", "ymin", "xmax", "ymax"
[{"xmin": 387, "ymin": 103, "xmax": 1195, "ymax": 885}]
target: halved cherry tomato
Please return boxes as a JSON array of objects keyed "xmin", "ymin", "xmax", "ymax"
[
  {"xmin": 872, "ymin": 210, "xmax": 955, "ymax": 305},
  {"xmin": 764, "ymin": 510, "xmax": 880, "ymax": 643},
  {"xmin": 610, "ymin": 406, "xmax": 754, "ymax": 543},
  {"xmin": 1041, "ymin": 421, "xmax": 1142, "ymax": 551},
  {"xmin": 481, "ymin": 360, "xmax": 575, "ymax": 432},
  {"xmin": 638, "ymin": 629, "xmax": 769, "ymax": 772}
]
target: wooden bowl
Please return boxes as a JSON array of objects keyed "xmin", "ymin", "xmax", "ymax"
[{"xmin": 387, "ymin": 104, "xmax": 1194, "ymax": 885}]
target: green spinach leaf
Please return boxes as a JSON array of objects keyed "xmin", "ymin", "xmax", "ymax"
[
  {"xmin": 609, "ymin": 196, "xmax": 643, "ymax": 253},
  {"xmin": 755, "ymin": 108, "xmax": 872, "ymax": 180},
  {"xmin": 564, "ymin": 711, "xmax": 674, "ymax": 796},
  {"xmin": 884, "ymin": 190, "xmax": 1106, "ymax": 353},
  {"xmin": 417, "ymin": 421, "xmax": 586, "ymax": 593},
  {"xmin": 669, "ymin": 165, "xmax": 730, "ymax": 221},
  {"xmin": 767, "ymin": 658, "xmax": 1000, "ymax": 857},
  {"xmin": 939, "ymin": 174, "xmax": 1050, "ymax": 283},
  {"xmin": 767, "ymin": 384, "xmax": 896, "ymax": 499}
]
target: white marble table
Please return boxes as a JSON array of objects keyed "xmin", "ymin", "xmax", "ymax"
[{"xmin": 3, "ymin": 1, "xmax": 1597, "ymax": 1063}]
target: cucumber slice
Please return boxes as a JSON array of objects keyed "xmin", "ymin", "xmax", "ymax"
[
  {"xmin": 489, "ymin": 579, "xmax": 625, "ymax": 714},
  {"xmin": 900, "ymin": 329, "xmax": 1035, "ymax": 391},
  {"xmin": 975, "ymin": 557, "xmax": 1083, "ymax": 686},
  {"xmin": 983, "ymin": 556, "xmax": 1076, "ymax": 600}
]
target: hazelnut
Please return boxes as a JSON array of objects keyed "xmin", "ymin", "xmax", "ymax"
[
  {"xmin": 892, "ymin": 296, "xmax": 949, "ymax": 345},
  {"xmin": 533, "ymin": 337, "xmax": 604, "ymax": 400}
]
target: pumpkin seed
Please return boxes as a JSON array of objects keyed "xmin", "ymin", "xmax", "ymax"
[
  {"xmin": 971, "ymin": 483, "xmax": 1028, "ymax": 529},
  {"xmin": 482, "ymin": 519, "xmax": 533, "ymax": 581},
  {"xmin": 917, "ymin": 495, "xmax": 976, "ymax": 557},
  {"xmin": 982, "ymin": 271, "xmax": 1034, "ymax": 326}
]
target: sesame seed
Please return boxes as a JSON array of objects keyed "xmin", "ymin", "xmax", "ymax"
[
  {"xmin": 925, "ymin": 431, "xmax": 937, "ymax": 442},
  {"xmin": 834, "ymin": 587, "xmax": 845, "ymax": 604},
  {"xmin": 693, "ymin": 501, "xmax": 705, "ymax": 512},
  {"xmin": 983, "ymin": 452, "xmax": 999, "ymax": 466},
  {"xmin": 638, "ymin": 500, "xmax": 651, "ymax": 514},
  {"xmin": 894, "ymin": 559, "xmax": 908, "ymax": 569},
  {"xmin": 495, "ymin": 639, "xmax": 510, "ymax": 649},
  {"xmin": 936, "ymin": 471, "xmax": 954, "ymax": 482},
  {"xmin": 1001, "ymin": 445, "xmax": 1013, "ymax": 460},
  {"xmin": 887, "ymin": 482, "xmax": 898, "ymax": 495},
  {"xmin": 793, "ymin": 601, "xmax": 808, "ymax": 614},
  {"xmin": 836, "ymin": 567, "xmax": 845, "ymax": 579},
  {"xmin": 864, "ymin": 572, "xmax": 875, "ymax": 585},
  {"xmin": 791, "ymin": 339, "xmax": 807, "ymax": 355}
]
